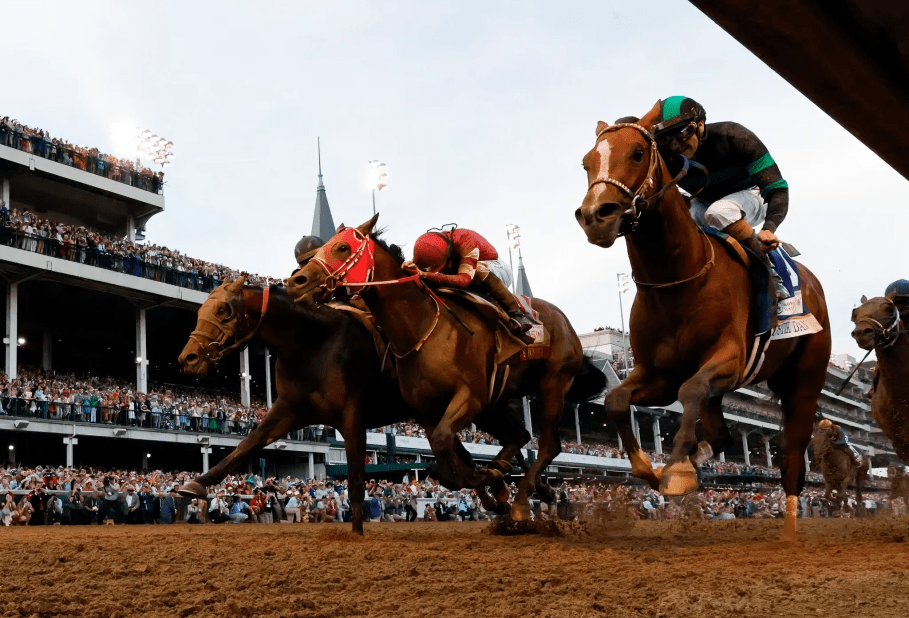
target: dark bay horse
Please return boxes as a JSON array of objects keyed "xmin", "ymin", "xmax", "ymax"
[
  {"xmin": 851, "ymin": 295, "xmax": 909, "ymax": 464},
  {"xmin": 286, "ymin": 216, "xmax": 606, "ymax": 520},
  {"xmin": 177, "ymin": 277, "xmax": 411, "ymax": 534},
  {"xmin": 574, "ymin": 101, "xmax": 831, "ymax": 539},
  {"xmin": 812, "ymin": 422, "xmax": 869, "ymax": 512}
]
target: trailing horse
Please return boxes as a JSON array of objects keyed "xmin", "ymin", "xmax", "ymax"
[
  {"xmin": 177, "ymin": 277, "xmax": 413, "ymax": 535},
  {"xmin": 286, "ymin": 217, "xmax": 606, "ymax": 520},
  {"xmin": 851, "ymin": 295, "xmax": 909, "ymax": 464},
  {"xmin": 812, "ymin": 422, "xmax": 869, "ymax": 513},
  {"xmin": 574, "ymin": 101, "xmax": 831, "ymax": 539}
]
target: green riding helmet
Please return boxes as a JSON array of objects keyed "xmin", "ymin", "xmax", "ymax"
[{"xmin": 652, "ymin": 96, "xmax": 706, "ymax": 144}]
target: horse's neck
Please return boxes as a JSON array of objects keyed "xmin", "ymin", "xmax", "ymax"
[
  {"xmin": 876, "ymin": 331, "xmax": 909, "ymax": 388},
  {"xmin": 364, "ymin": 256, "xmax": 440, "ymax": 353},
  {"xmin": 242, "ymin": 288, "xmax": 335, "ymax": 356},
  {"xmin": 626, "ymin": 178, "xmax": 708, "ymax": 286}
]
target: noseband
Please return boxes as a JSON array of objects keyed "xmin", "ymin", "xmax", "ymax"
[
  {"xmin": 587, "ymin": 122, "xmax": 703, "ymax": 236},
  {"xmin": 856, "ymin": 301, "xmax": 902, "ymax": 349},
  {"xmin": 189, "ymin": 287, "xmax": 270, "ymax": 364}
]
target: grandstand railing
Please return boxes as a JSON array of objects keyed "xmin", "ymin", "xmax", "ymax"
[
  {"xmin": 0, "ymin": 227, "xmax": 221, "ymax": 293},
  {"xmin": 0, "ymin": 133, "xmax": 162, "ymax": 194},
  {"xmin": 0, "ymin": 397, "xmax": 328, "ymax": 443}
]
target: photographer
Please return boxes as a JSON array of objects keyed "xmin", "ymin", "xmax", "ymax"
[
  {"xmin": 186, "ymin": 498, "xmax": 203, "ymax": 524},
  {"xmin": 98, "ymin": 475, "xmax": 122, "ymax": 524},
  {"xmin": 207, "ymin": 490, "xmax": 230, "ymax": 523},
  {"xmin": 68, "ymin": 487, "xmax": 86, "ymax": 525}
]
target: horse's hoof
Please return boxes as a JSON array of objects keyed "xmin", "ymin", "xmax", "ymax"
[
  {"xmin": 510, "ymin": 501, "xmax": 531, "ymax": 522},
  {"xmin": 177, "ymin": 481, "xmax": 207, "ymax": 498},
  {"xmin": 660, "ymin": 462, "xmax": 698, "ymax": 496},
  {"xmin": 479, "ymin": 468, "xmax": 505, "ymax": 483},
  {"xmin": 488, "ymin": 480, "xmax": 511, "ymax": 505}
]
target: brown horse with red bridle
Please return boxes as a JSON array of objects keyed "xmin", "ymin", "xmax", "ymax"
[
  {"xmin": 575, "ymin": 101, "xmax": 831, "ymax": 539},
  {"xmin": 286, "ymin": 216, "xmax": 606, "ymax": 520}
]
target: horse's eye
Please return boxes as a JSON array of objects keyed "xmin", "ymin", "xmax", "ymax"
[
  {"xmin": 216, "ymin": 305, "xmax": 226, "ymax": 315},
  {"xmin": 632, "ymin": 148, "xmax": 645, "ymax": 162},
  {"xmin": 338, "ymin": 243, "xmax": 350, "ymax": 253}
]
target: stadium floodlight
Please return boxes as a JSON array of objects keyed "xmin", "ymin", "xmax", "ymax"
[
  {"xmin": 146, "ymin": 453, "xmax": 152, "ymax": 458},
  {"xmin": 135, "ymin": 356, "xmax": 143, "ymax": 363},
  {"xmin": 7, "ymin": 445, "xmax": 13, "ymax": 451},
  {"xmin": 367, "ymin": 160, "xmax": 388, "ymax": 215},
  {"xmin": 16, "ymin": 337, "xmax": 25, "ymax": 345}
]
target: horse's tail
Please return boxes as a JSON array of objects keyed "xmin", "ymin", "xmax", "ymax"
[{"xmin": 566, "ymin": 355, "xmax": 608, "ymax": 403}]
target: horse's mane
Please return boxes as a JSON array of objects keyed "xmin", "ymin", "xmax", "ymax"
[{"xmin": 371, "ymin": 228, "xmax": 405, "ymax": 265}]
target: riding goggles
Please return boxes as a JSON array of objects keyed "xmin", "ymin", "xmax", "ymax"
[{"xmin": 655, "ymin": 121, "xmax": 698, "ymax": 147}]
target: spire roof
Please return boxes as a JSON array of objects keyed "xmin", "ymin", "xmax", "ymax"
[
  {"xmin": 311, "ymin": 138, "xmax": 336, "ymax": 241},
  {"xmin": 515, "ymin": 251, "xmax": 533, "ymax": 298}
]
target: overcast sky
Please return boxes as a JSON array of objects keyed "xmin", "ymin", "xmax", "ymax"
[{"xmin": 4, "ymin": 1, "xmax": 905, "ymax": 360}]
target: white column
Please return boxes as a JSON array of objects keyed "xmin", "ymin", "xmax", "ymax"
[
  {"xmin": 574, "ymin": 404, "xmax": 581, "ymax": 444},
  {"xmin": 522, "ymin": 397, "xmax": 533, "ymax": 438},
  {"xmin": 415, "ymin": 454, "xmax": 421, "ymax": 482},
  {"xmin": 631, "ymin": 406, "xmax": 640, "ymax": 443},
  {"xmin": 42, "ymin": 331, "xmax": 52, "ymax": 371},
  {"xmin": 805, "ymin": 450, "xmax": 810, "ymax": 469},
  {"xmin": 63, "ymin": 437, "xmax": 77, "ymax": 467},
  {"xmin": 1, "ymin": 178, "xmax": 9, "ymax": 210},
  {"xmin": 126, "ymin": 213, "xmax": 136, "ymax": 241},
  {"xmin": 764, "ymin": 436, "xmax": 773, "ymax": 467},
  {"xmin": 308, "ymin": 452, "xmax": 315, "ymax": 480},
  {"xmin": 264, "ymin": 348, "xmax": 273, "ymax": 409},
  {"xmin": 652, "ymin": 417, "xmax": 662, "ymax": 455},
  {"xmin": 201, "ymin": 446, "xmax": 211, "ymax": 472},
  {"xmin": 240, "ymin": 348, "xmax": 251, "ymax": 407},
  {"xmin": 135, "ymin": 306, "xmax": 147, "ymax": 393},
  {"xmin": 617, "ymin": 431, "xmax": 623, "ymax": 451},
  {"xmin": 741, "ymin": 431, "xmax": 751, "ymax": 467},
  {"xmin": 5, "ymin": 282, "xmax": 17, "ymax": 380},
  {"xmin": 719, "ymin": 451, "xmax": 726, "ymax": 463}
]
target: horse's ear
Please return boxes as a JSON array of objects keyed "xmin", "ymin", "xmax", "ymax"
[
  {"xmin": 851, "ymin": 307, "xmax": 858, "ymax": 323},
  {"xmin": 596, "ymin": 121, "xmax": 609, "ymax": 136},
  {"xmin": 357, "ymin": 213, "xmax": 380, "ymax": 237},
  {"xmin": 638, "ymin": 100, "xmax": 663, "ymax": 131},
  {"xmin": 861, "ymin": 295, "xmax": 868, "ymax": 303},
  {"xmin": 228, "ymin": 275, "xmax": 246, "ymax": 292},
  {"xmin": 335, "ymin": 223, "xmax": 346, "ymax": 234}
]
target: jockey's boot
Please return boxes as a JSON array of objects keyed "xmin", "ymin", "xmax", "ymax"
[
  {"xmin": 723, "ymin": 219, "xmax": 791, "ymax": 302},
  {"xmin": 478, "ymin": 270, "xmax": 536, "ymax": 341}
]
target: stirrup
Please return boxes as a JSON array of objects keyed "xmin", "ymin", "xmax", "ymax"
[
  {"xmin": 507, "ymin": 312, "xmax": 534, "ymax": 334},
  {"xmin": 773, "ymin": 273, "xmax": 791, "ymax": 301}
]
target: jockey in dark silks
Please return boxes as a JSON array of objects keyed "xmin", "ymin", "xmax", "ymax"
[
  {"xmin": 885, "ymin": 279, "xmax": 909, "ymax": 330},
  {"xmin": 818, "ymin": 419, "xmax": 861, "ymax": 467},
  {"xmin": 648, "ymin": 96, "xmax": 791, "ymax": 301},
  {"xmin": 294, "ymin": 235, "xmax": 325, "ymax": 267},
  {"xmin": 406, "ymin": 227, "xmax": 536, "ymax": 339}
]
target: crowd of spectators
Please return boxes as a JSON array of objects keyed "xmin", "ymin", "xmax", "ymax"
[
  {"xmin": 2, "ymin": 463, "xmax": 902, "ymax": 528},
  {"xmin": 0, "ymin": 207, "xmax": 283, "ymax": 293},
  {"xmin": 0, "ymin": 117, "xmax": 163, "ymax": 194},
  {"xmin": 0, "ymin": 366, "xmax": 278, "ymax": 437}
]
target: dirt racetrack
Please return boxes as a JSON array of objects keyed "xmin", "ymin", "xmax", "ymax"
[{"xmin": 1, "ymin": 517, "xmax": 908, "ymax": 618}]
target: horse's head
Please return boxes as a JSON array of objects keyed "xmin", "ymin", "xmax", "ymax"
[
  {"xmin": 817, "ymin": 418, "xmax": 836, "ymax": 439},
  {"xmin": 179, "ymin": 275, "xmax": 250, "ymax": 376},
  {"xmin": 575, "ymin": 101, "xmax": 664, "ymax": 247},
  {"xmin": 851, "ymin": 295, "xmax": 901, "ymax": 350},
  {"xmin": 286, "ymin": 214, "xmax": 379, "ymax": 305}
]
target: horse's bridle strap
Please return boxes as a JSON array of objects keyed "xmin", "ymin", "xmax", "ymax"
[
  {"xmin": 859, "ymin": 303, "xmax": 903, "ymax": 349},
  {"xmin": 633, "ymin": 226, "xmax": 716, "ymax": 289}
]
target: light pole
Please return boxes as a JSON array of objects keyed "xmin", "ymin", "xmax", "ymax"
[
  {"xmin": 505, "ymin": 224, "xmax": 521, "ymax": 293},
  {"xmin": 367, "ymin": 160, "xmax": 388, "ymax": 215},
  {"xmin": 617, "ymin": 273, "xmax": 631, "ymax": 379}
]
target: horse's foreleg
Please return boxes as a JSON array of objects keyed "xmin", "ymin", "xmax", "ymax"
[
  {"xmin": 605, "ymin": 369, "xmax": 675, "ymax": 490},
  {"xmin": 428, "ymin": 388, "xmax": 486, "ymax": 490},
  {"xmin": 341, "ymin": 405, "xmax": 366, "ymax": 536},
  {"xmin": 663, "ymin": 347, "xmax": 741, "ymax": 496},
  {"xmin": 179, "ymin": 399, "xmax": 300, "ymax": 497},
  {"xmin": 692, "ymin": 395, "xmax": 733, "ymax": 466},
  {"xmin": 511, "ymin": 375, "xmax": 571, "ymax": 522}
]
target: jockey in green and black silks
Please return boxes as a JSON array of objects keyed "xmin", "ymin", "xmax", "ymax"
[{"xmin": 650, "ymin": 96, "xmax": 791, "ymax": 300}]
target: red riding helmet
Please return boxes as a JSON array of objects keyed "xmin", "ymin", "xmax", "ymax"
[{"xmin": 413, "ymin": 232, "xmax": 452, "ymax": 273}]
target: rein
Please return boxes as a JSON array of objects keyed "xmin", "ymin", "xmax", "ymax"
[{"xmin": 189, "ymin": 286, "xmax": 271, "ymax": 364}]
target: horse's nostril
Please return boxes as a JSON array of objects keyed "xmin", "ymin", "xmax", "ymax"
[
  {"xmin": 574, "ymin": 207, "xmax": 583, "ymax": 223},
  {"xmin": 596, "ymin": 202, "xmax": 616, "ymax": 221},
  {"xmin": 184, "ymin": 353, "xmax": 198, "ymax": 364}
]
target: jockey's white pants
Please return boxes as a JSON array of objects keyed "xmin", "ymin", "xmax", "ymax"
[
  {"xmin": 482, "ymin": 259, "xmax": 513, "ymax": 290},
  {"xmin": 689, "ymin": 187, "xmax": 768, "ymax": 230}
]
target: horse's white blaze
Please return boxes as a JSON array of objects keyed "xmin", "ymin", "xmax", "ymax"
[{"xmin": 594, "ymin": 139, "xmax": 612, "ymax": 183}]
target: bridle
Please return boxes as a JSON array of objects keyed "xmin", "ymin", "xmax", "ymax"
[
  {"xmin": 588, "ymin": 122, "xmax": 713, "ymax": 288},
  {"xmin": 855, "ymin": 301, "xmax": 903, "ymax": 349},
  {"xmin": 188, "ymin": 286, "xmax": 271, "ymax": 365},
  {"xmin": 587, "ymin": 122, "xmax": 704, "ymax": 237}
]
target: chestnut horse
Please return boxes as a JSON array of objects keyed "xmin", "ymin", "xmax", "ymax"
[
  {"xmin": 286, "ymin": 216, "xmax": 606, "ymax": 520},
  {"xmin": 851, "ymin": 295, "xmax": 909, "ymax": 463},
  {"xmin": 812, "ymin": 423, "xmax": 869, "ymax": 512},
  {"xmin": 177, "ymin": 277, "xmax": 413, "ymax": 534},
  {"xmin": 575, "ymin": 101, "xmax": 831, "ymax": 539}
]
